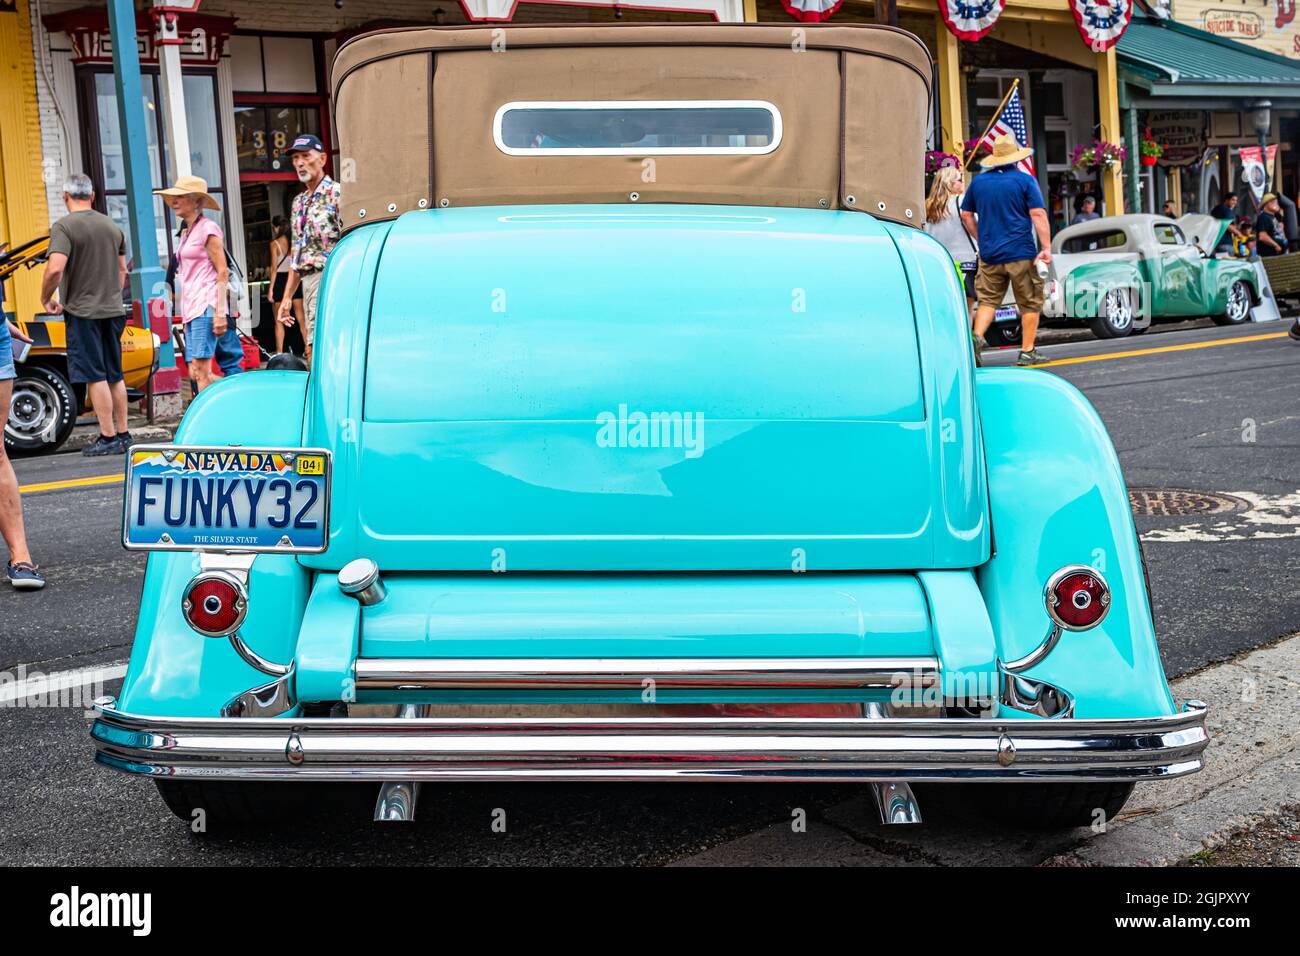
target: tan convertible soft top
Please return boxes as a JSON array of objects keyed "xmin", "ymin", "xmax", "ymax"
[{"xmin": 332, "ymin": 24, "xmax": 932, "ymax": 232}]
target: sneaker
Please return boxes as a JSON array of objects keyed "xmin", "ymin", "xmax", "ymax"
[
  {"xmin": 1289, "ymin": 321, "xmax": 1300, "ymax": 342},
  {"xmin": 1017, "ymin": 348, "xmax": 1048, "ymax": 366},
  {"xmin": 82, "ymin": 434, "xmax": 126, "ymax": 457},
  {"xmin": 81, "ymin": 435, "xmax": 117, "ymax": 457},
  {"xmin": 7, "ymin": 562, "xmax": 45, "ymax": 591},
  {"xmin": 113, "ymin": 431, "xmax": 133, "ymax": 453}
]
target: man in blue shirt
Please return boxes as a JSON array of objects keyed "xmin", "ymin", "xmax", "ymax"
[{"xmin": 960, "ymin": 135, "xmax": 1053, "ymax": 365}]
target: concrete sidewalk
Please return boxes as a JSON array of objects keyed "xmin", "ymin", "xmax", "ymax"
[
  {"xmin": 669, "ymin": 632, "xmax": 1300, "ymax": 867},
  {"xmin": 63, "ymin": 411, "xmax": 177, "ymax": 454}
]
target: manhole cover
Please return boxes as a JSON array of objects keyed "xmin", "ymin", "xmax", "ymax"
[{"xmin": 1127, "ymin": 488, "xmax": 1251, "ymax": 517}]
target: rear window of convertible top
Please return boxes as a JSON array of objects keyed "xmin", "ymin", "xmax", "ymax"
[{"xmin": 493, "ymin": 101, "xmax": 782, "ymax": 156}]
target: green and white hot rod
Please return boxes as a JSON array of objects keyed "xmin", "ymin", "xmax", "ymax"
[{"xmin": 1035, "ymin": 214, "xmax": 1258, "ymax": 340}]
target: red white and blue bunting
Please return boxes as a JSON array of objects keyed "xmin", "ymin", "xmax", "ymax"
[
  {"xmin": 936, "ymin": 0, "xmax": 1007, "ymax": 42},
  {"xmin": 779, "ymin": 0, "xmax": 845, "ymax": 22},
  {"xmin": 1070, "ymin": 0, "xmax": 1134, "ymax": 52}
]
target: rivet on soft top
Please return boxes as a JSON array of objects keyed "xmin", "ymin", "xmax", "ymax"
[
  {"xmin": 439, "ymin": 198, "xmax": 450, "ymax": 208},
  {"xmin": 387, "ymin": 203, "xmax": 397, "ymax": 213},
  {"xmin": 357, "ymin": 208, "xmax": 366, "ymax": 219},
  {"xmin": 818, "ymin": 198, "xmax": 829, "ymax": 208},
  {"xmin": 417, "ymin": 198, "xmax": 428, "ymax": 208},
  {"xmin": 845, "ymin": 195, "xmax": 856, "ymax": 206},
  {"xmin": 629, "ymin": 192, "xmax": 640, "ymax": 202},
  {"xmin": 905, "ymin": 208, "xmax": 914, "ymax": 219},
  {"xmin": 877, "ymin": 201, "xmax": 887, "ymax": 212}
]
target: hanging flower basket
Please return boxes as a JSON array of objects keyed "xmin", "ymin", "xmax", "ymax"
[
  {"xmin": 962, "ymin": 137, "xmax": 990, "ymax": 168},
  {"xmin": 926, "ymin": 150, "xmax": 961, "ymax": 175},
  {"xmin": 1070, "ymin": 139, "xmax": 1126, "ymax": 174},
  {"xmin": 1139, "ymin": 131, "xmax": 1164, "ymax": 167}
]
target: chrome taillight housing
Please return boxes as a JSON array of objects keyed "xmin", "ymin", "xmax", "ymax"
[
  {"xmin": 1044, "ymin": 565, "xmax": 1110, "ymax": 631},
  {"xmin": 181, "ymin": 571, "xmax": 248, "ymax": 637}
]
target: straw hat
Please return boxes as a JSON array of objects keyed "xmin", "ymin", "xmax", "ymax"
[
  {"xmin": 979, "ymin": 134, "xmax": 1034, "ymax": 169},
  {"xmin": 154, "ymin": 175, "xmax": 220, "ymax": 211}
]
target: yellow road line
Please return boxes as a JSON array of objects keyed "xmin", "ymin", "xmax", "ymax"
[
  {"xmin": 19, "ymin": 473, "xmax": 123, "ymax": 494},
  {"xmin": 1031, "ymin": 331, "xmax": 1289, "ymax": 369}
]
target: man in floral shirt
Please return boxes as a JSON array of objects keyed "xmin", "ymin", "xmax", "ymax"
[{"xmin": 276, "ymin": 134, "xmax": 341, "ymax": 366}]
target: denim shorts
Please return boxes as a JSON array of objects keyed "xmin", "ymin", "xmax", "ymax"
[
  {"xmin": 0, "ymin": 320, "xmax": 15, "ymax": 382},
  {"xmin": 186, "ymin": 307, "xmax": 238, "ymax": 360}
]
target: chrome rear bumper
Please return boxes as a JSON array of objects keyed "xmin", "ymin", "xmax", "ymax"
[{"xmin": 91, "ymin": 699, "xmax": 1208, "ymax": 784}]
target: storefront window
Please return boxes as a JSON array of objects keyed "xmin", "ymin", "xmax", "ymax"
[
  {"xmin": 234, "ymin": 105, "xmax": 321, "ymax": 173},
  {"xmin": 81, "ymin": 69, "xmax": 228, "ymax": 265},
  {"xmin": 93, "ymin": 73, "xmax": 162, "ymax": 192},
  {"xmin": 182, "ymin": 75, "xmax": 223, "ymax": 188}
]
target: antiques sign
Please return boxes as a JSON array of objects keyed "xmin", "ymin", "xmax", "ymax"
[{"xmin": 1146, "ymin": 110, "xmax": 1205, "ymax": 167}]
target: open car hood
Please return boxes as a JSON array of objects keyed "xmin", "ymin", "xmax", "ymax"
[{"xmin": 1177, "ymin": 213, "xmax": 1227, "ymax": 254}]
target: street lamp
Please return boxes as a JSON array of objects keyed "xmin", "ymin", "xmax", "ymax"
[{"xmin": 1249, "ymin": 101, "xmax": 1271, "ymax": 192}]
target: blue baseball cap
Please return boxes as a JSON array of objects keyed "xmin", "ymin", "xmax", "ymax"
[{"xmin": 285, "ymin": 133, "xmax": 324, "ymax": 156}]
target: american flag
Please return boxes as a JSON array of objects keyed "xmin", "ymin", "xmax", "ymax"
[{"xmin": 981, "ymin": 88, "xmax": 1035, "ymax": 176}]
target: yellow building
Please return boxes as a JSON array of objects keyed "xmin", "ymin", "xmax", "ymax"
[{"xmin": 0, "ymin": 0, "xmax": 48, "ymax": 325}]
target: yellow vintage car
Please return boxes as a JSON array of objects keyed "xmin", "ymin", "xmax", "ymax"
[
  {"xmin": 5, "ymin": 316, "xmax": 158, "ymax": 456},
  {"xmin": 3, "ymin": 236, "xmax": 158, "ymax": 455}
]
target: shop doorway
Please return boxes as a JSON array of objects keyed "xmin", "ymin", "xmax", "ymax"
[{"xmin": 240, "ymin": 181, "xmax": 305, "ymax": 357}]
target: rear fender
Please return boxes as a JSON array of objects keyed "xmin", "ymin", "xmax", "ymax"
[
  {"xmin": 118, "ymin": 371, "xmax": 314, "ymax": 717},
  {"xmin": 1205, "ymin": 259, "xmax": 1260, "ymax": 310},
  {"xmin": 975, "ymin": 369, "xmax": 1176, "ymax": 718}
]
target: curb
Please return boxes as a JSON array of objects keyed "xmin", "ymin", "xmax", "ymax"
[{"xmin": 62, "ymin": 423, "xmax": 177, "ymax": 455}]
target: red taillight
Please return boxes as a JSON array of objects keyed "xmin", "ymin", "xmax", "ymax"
[
  {"xmin": 1046, "ymin": 567, "xmax": 1110, "ymax": 631},
  {"xmin": 182, "ymin": 572, "xmax": 248, "ymax": 637}
]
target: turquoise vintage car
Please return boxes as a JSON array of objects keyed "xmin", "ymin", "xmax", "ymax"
[
  {"xmin": 93, "ymin": 24, "xmax": 1207, "ymax": 830},
  {"xmin": 992, "ymin": 213, "xmax": 1259, "ymax": 342}
]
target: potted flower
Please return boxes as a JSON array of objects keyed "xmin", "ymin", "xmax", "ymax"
[
  {"xmin": 1139, "ymin": 131, "xmax": 1164, "ymax": 167},
  {"xmin": 1070, "ymin": 139, "xmax": 1127, "ymax": 173}
]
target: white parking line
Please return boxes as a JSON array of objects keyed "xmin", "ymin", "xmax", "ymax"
[{"xmin": 0, "ymin": 661, "xmax": 127, "ymax": 704}]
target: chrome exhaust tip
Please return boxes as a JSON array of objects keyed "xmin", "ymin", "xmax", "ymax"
[
  {"xmin": 863, "ymin": 701, "xmax": 922, "ymax": 824},
  {"xmin": 374, "ymin": 703, "xmax": 424, "ymax": 822}
]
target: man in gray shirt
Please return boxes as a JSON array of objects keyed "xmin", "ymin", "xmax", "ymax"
[{"xmin": 40, "ymin": 173, "xmax": 129, "ymax": 456}]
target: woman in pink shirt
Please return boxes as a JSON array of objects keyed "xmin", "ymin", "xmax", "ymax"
[{"xmin": 155, "ymin": 176, "xmax": 242, "ymax": 394}]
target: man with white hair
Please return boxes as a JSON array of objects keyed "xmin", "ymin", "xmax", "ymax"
[
  {"xmin": 275, "ymin": 134, "xmax": 341, "ymax": 368},
  {"xmin": 39, "ymin": 173, "xmax": 129, "ymax": 456}
]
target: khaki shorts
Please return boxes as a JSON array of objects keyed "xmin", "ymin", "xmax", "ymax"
[
  {"xmin": 974, "ymin": 259, "xmax": 1044, "ymax": 313},
  {"xmin": 301, "ymin": 270, "xmax": 322, "ymax": 347}
]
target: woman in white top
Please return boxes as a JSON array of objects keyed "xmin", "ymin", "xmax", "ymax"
[{"xmin": 924, "ymin": 166, "xmax": 979, "ymax": 323}]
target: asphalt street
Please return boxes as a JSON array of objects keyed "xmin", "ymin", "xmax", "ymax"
[{"xmin": 3, "ymin": 317, "xmax": 1298, "ymax": 865}]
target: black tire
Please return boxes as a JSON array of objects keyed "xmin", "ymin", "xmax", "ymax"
[
  {"xmin": 972, "ymin": 782, "xmax": 1135, "ymax": 829},
  {"xmin": 984, "ymin": 321, "xmax": 1021, "ymax": 348},
  {"xmin": 154, "ymin": 779, "xmax": 313, "ymax": 827},
  {"xmin": 1088, "ymin": 288, "xmax": 1134, "ymax": 339},
  {"xmin": 4, "ymin": 364, "xmax": 77, "ymax": 457},
  {"xmin": 1212, "ymin": 280, "xmax": 1252, "ymax": 326}
]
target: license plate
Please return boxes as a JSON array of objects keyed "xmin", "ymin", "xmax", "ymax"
[
  {"xmin": 993, "ymin": 305, "xmax": 1018, "ymax": 323},
  {"xmin": 122, "ymin": 444, "xmax": 331, "ymax": 553}
]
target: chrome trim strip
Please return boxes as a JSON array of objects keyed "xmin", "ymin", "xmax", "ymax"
[
  {"xmin": 352, "ymin": 657, "xmax": 940, "ymax": 691},
  {"xmin": 90, "ymin": 700, "xmax": 1209, "ymax": 784}
]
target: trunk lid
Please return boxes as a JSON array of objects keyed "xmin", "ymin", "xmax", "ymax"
[{"xmin": 311, "ymin": 205, "xmax": 983, "ymax": 571}]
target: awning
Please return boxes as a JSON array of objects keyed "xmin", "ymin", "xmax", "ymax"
[{"xmin": 1118, "ymin": 11, "xmax": 1300, "ymax": 105}]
